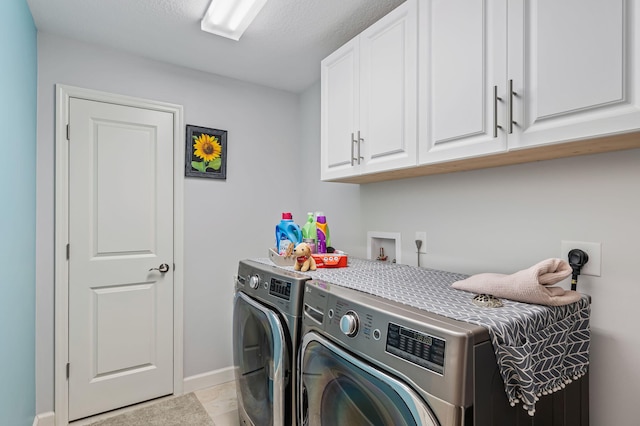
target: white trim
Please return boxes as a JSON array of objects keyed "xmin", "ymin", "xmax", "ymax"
[
  {"xmin": 54, "ymin": 84, "xmax": 185, "ymax": 426},
  {"xmin": 33, "ymin": 412, "xmax": 55, "ymax": 426},
  {"xmin": 183, "ymin": 367, "xmax": 236, "ymax": 394}
]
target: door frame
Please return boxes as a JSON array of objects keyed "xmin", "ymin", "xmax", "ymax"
[{"xmin": 54, "ymin": 84, "xmax": 185, "ymax": 426}]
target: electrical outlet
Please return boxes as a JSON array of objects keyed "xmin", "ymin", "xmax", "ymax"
[
  {"xmin": 415, "ymin": 232, "xmax": 427, "ymax": 253},
  {"xmin": 560, "ymin": 241, "xmax": 601, "ymax": 277}
]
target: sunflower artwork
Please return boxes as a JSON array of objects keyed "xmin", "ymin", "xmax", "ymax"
[{"xmin": 185, "ymin": 125, "xmax": 227, "ymax": 179}]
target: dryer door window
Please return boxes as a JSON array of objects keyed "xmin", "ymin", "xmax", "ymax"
[
  {"xmin": 233, "ymin": 291, "xmax": 289, "ymax": 426},
  {"xmin": 299, "ymin": 332, "xmax": 439, "ymax": 426}
]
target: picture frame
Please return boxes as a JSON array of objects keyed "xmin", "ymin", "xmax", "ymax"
[{"xmin": 185, "ymin": 125, "xmax": 227, "ymax": 179}]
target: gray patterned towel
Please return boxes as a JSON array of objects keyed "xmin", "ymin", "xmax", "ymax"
[{"xmin": 253, "ymin": 257, "xmax": 590, "ymax": 416}]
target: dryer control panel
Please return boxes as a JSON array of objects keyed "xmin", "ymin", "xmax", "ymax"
[{"xmin": 386, "ymin": 323, "xmax": 445, "ymax": 375}]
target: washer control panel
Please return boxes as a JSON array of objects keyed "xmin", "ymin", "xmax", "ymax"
[
  {"xmin": 269, "ymin": 277, "xmax": 292, "ymax": 300},
  {"xmin": 236, "ymin": 260, "xmax": 310, "ymax": 316}
]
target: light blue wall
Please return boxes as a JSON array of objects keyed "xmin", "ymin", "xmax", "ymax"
[{"xmin": 0, "ymin": 0, "xmax": 37, "ymax": 425}]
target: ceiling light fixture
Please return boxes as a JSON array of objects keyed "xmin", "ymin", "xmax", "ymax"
[{"xmin": 201, "ymin": 0, "xmax": 268, "ymax": 41}]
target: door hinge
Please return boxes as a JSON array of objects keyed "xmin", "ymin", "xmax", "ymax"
[
  {"xmin": 66, "ymin": 124, "xmax": 70, "ymax": 140},
  {"xmin": 66, "ymin": 363, "xmax": 70, "ymax": 379},
  {"xmin": 66, "ymin": 244, "xmax": 70, "ymax": 260}
]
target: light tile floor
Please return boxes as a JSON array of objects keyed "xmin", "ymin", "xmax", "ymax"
[
  {"xmin": 69, "ymin": 381, "xmax": 239, "ymax": 426},
  {"xmin": 194, "ymin": 381, "xmax": 240, "ymax": 426}
]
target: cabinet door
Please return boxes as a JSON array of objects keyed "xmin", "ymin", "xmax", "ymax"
[
  {"xmin": 359, "ymin": 0, "xmax": 418, "ymax": 174},
  {"xmin": 321, "ymin": 39, "xmax": 360, "ymax": 181},
  {"xmin": 509, "ymin": 0, "xmax": 640, "ymax": 149},
  {"xmin": 418, "ymin": 0, "xmax": 508, "ymax": 165}
]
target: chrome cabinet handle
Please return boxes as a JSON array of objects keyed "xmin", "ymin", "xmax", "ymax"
[
  {"xmin": 509, "ymin": 79, "xmax": 517, "ymax": 134},
  {"xmin": 357, "ymin": 130, "xmax": 363, "ymax": 165},
  {"xmin": 149, "ymin": 263, "xmax": 170, "ymax": 273},
  {"xmin": 351, "ymin": 132, "xmax": 356, "ymax": 166},
  {"xmin": 493, "ymin": 85, "xmax": 503, "ymax": 138}
]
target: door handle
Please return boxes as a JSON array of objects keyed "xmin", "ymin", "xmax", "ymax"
[{"xmin": 149, "ymin": 263, "xmax": 170, "ymax": 273}]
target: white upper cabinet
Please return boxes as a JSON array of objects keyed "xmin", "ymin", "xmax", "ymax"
[
  {"xmin": 419, "ymin": 0, "xmax": 640, "ymax": 164},
  {"xmin": 509, "ymin": 0, "xmax": 640, "ymax": 149},
  {"xmin": 321, "ymin": 0, "xmax": 417, "ymax": 181},
  {"xmin": 321, "ymin": 40, "xmax": 359, "ymax": 180},
  {"xmin": 419, "ymin": 0, "xmax": 508, "ymax": 164}
]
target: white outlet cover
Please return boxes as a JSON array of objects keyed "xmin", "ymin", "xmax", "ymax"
[{"xmin": 560, "ymin": 240, "xmax": 601, "ymax": 277}]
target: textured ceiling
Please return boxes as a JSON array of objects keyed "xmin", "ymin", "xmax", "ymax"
[{"xmin": 26, "ymin": 0, "xmax": 405, "ymax": 93}]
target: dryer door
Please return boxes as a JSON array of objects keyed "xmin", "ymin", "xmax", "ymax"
[
  {"xmin": 233, "ymin": 291, "xmax": 289, "ymax": 426},
  {"xmin": 299, "ymin": 332, "xmax": 439, "ymax": 426}
]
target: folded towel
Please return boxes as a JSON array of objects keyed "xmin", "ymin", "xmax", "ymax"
[{"xmin": 452, "ymin": 258, "xmax": 581, "ymax": 306}]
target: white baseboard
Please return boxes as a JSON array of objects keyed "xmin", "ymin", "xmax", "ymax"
[
  {"xmin": 33, "ymin": 411, "xmax": 55, "ymax": 426},
  {"xmin": 183, "ymin": 366, "xmax": 236, "ymax": 394}
]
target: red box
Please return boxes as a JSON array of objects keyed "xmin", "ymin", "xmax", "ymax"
[{"xmin": 312, "ymin": 253, "xmax": 348, "ymax": 268}]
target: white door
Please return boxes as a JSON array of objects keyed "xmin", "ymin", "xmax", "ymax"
[
  {"xmin": 360, "ymin": 0, "xmax": 418, "ymax": 174},
  {"xmin": 68, "ymin": 98, "xmax": 175, "ymax": 420},
  {"xmin": 418, "ymin": 0, "xmax": 508, "ymax": 164},
  {"xmin": 508, "ymin": 0, "xmax": 640, "ymax": 149}
]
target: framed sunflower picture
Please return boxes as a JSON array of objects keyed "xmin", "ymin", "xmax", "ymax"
[{"xmin": 185, "ymin": 125, "xmax": 227, "ymax": 179}]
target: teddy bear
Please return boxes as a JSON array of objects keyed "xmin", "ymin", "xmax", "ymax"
[{"xmin": 293, "ymin": 242, "xmax": 316, "ymax": 272}]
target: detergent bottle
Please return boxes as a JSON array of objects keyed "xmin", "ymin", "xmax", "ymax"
[
  {"xmin": 301, "ymin": 212, "xmax": 317, "ymax": 253},
  {"xmin": 316, "ymin": 214, "xmax": 331, "ymax": 253},
  {"xmin": 275, "ymin": 212, "xmax": 302, "ymax": 255}
]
